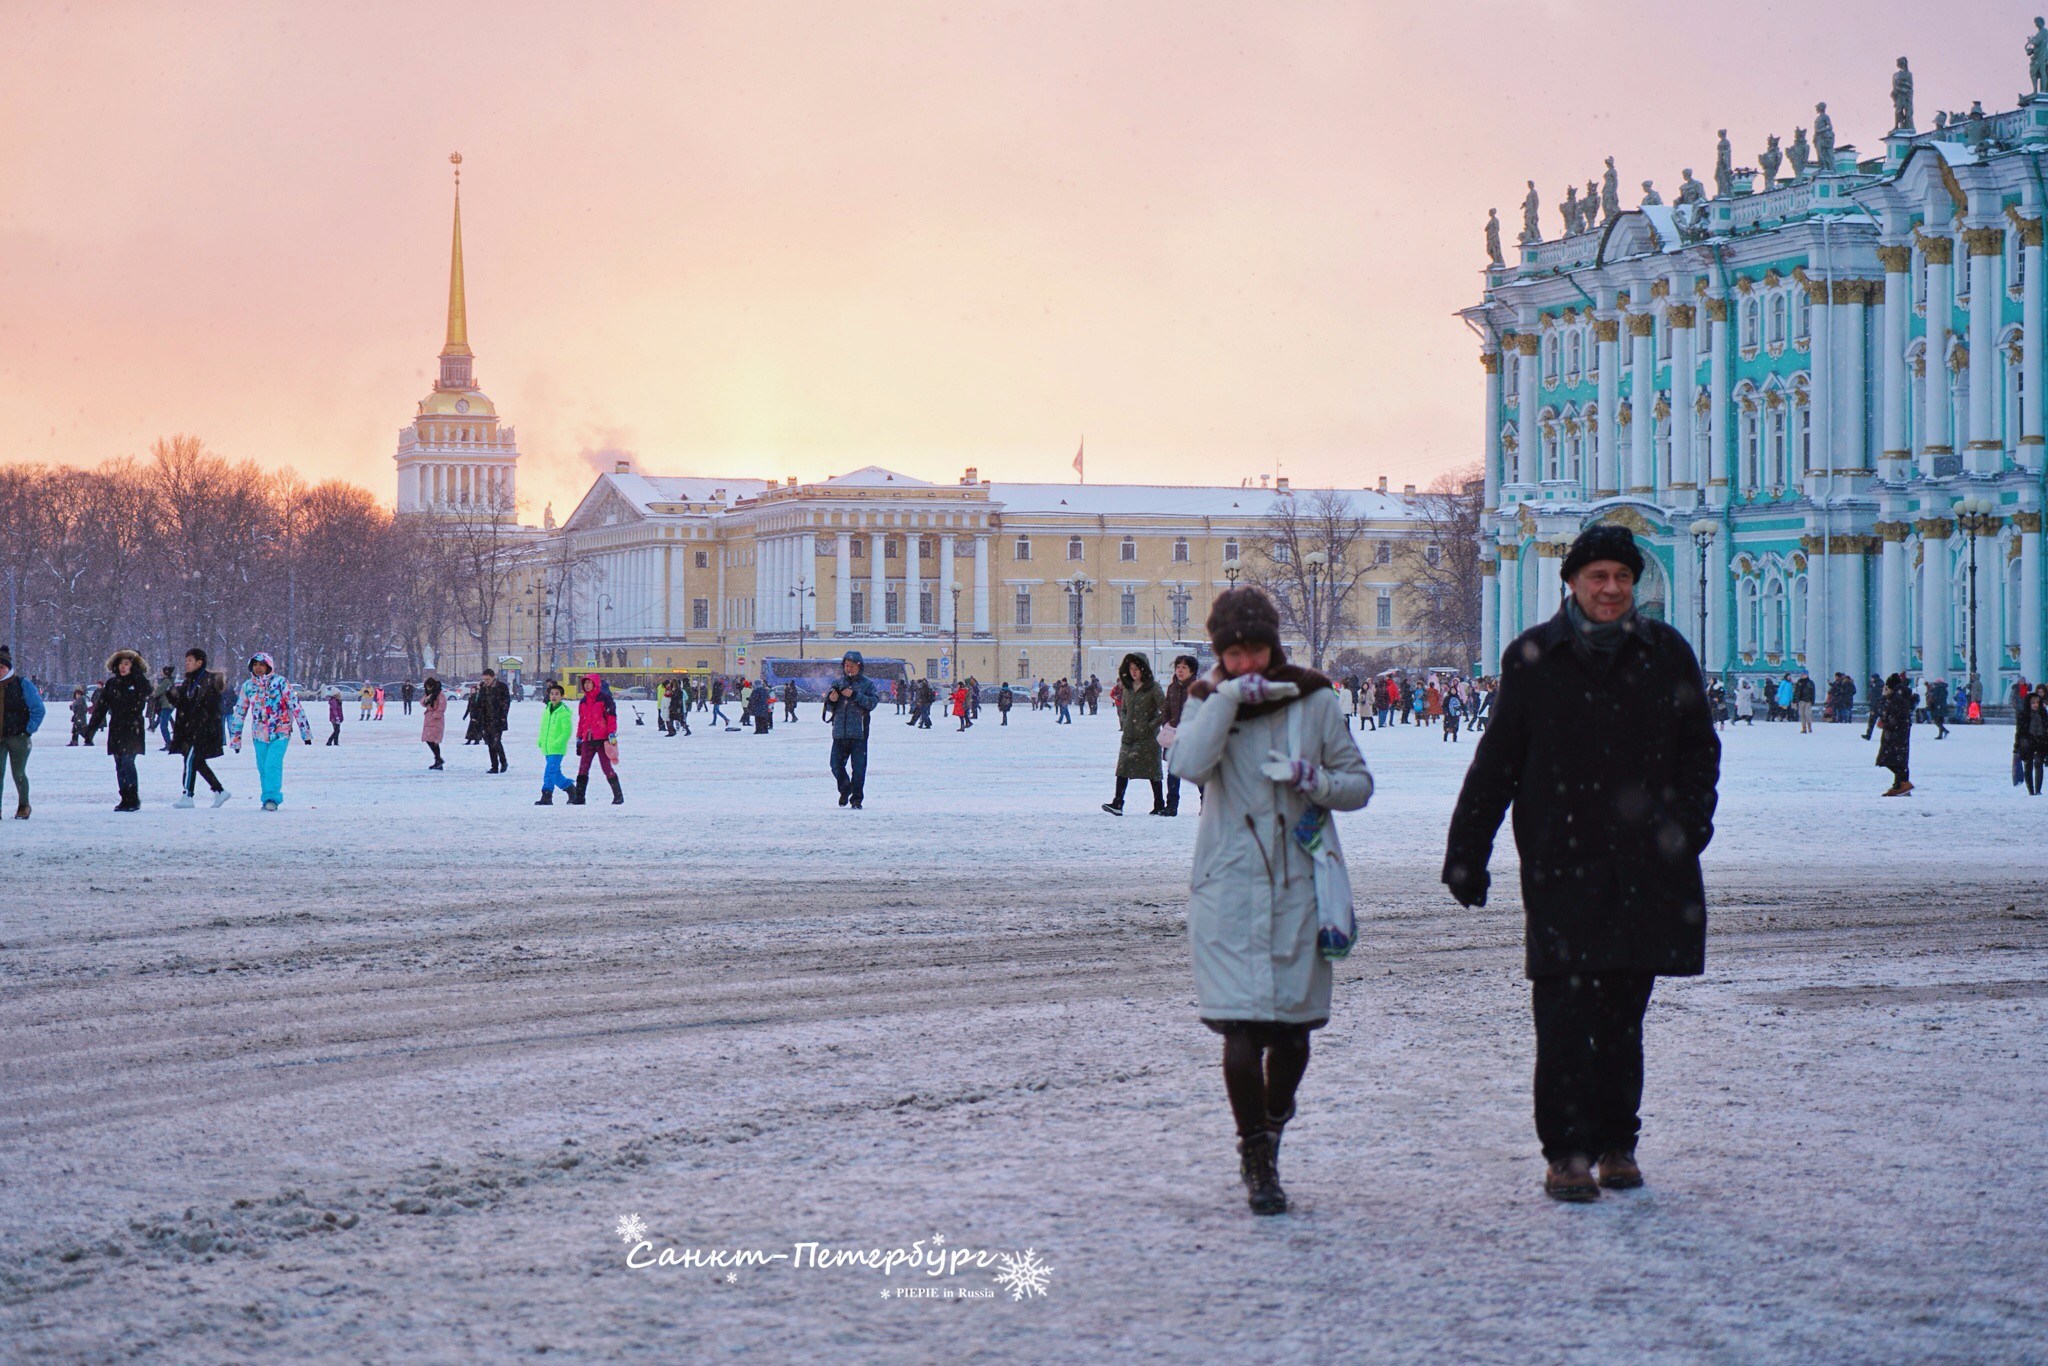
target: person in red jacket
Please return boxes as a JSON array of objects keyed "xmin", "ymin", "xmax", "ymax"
[
  {"xmin": 572, "ymin": 673, "xmax": 623, "ymax": 805},
  {"xmin": 951, "ymin": 683, "xmax": 971, "ymax": 731}
]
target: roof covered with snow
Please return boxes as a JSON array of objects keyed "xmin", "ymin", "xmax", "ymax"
[
  {"xmin": 985, "ymin": 483, "xmax": 1422, "ymax": 521},
  {"xmin": 821, "ymin": 466, "xmax": 934, "ymax": 488}
]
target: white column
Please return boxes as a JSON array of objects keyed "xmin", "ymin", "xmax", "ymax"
[
  {"xmin": 1705, "ymin": 531, "xmax": 1729, "ymax": 671},
  {"xmin": 1974, "ymin": 522, "xmax": 2004, "ymax": 689},
  {"xmin": 973, "ymin": 535, "xmax": 991, "ymax": 634},
  {"xmin": 2023, "ymin": 512, "xmax": 2044, "ymax": 681},
  {"xmin": 1920, "ymin": 517, "xmax": 1952, "ymax": 679},
  {"xmin": 762, "ymin": 535, "xmax": 779, "ymax": 633},
  {"xmin": 1804, "ymin": 560, "xmax": 1827, "ymax": 682},
  {"xmin": 1499, "ymin": 547, "xmax": 1522, "ymax": 643},
  {"xmin": 939, "ymin": 534, "xmax": 956, "ymax": 633},
  {"xmin": 1595, "ymin": 318, "xmax": 1621, "ymax": 496},
  {"xmin": 835, "ymin": 533, "xmax": 852, "ymax": 635},
  {"xmin": 869, "ymin": 519, "xmax": 886, "ymax": 636},
  {"xmin": 1806, "ymin": 280, "xmax": 1833, "ymax": 494},
  {"xmin": 1628, "ymin": 313, "xmax": 1654, "ymax": 493},
  {"xmin": 1923, "ymin": 238, "xmax": 1953, "ymax": 473},
  {"xmin": 1707, "ymin": 299, "xmax": 1731, "ymax": 507},
  {"xmin": 905, "ymin": 524, "xmax": 922, "ymax": 635},
  {"xmin": 1535, "ymin": 547, "xmax": 1562, "ymax": 620},
  {"xmin": 1838, "ymin": 285, "xmax": 1868, "ymax": 476},
  {"xmin": 1879, "ymin": 526, "xmax": 1909, "ymax": 674},
  {"xmin": 1838, "ymin": 543, "xmax": 1868, "ymax": 686},
  {"xmin": 1514, "ymin": 335, "xmax": 1539, "ymax": 486},
  {"xmin": 1967, "ymin": 228, "xmax": 2004, "ymax": 475},
  {"xmin": 1481, "ymin": 563, "xmax": 1500, "ymax": 669},
  {"xmin": 1670, "ymin": 303, "xmax": 1696, "ymax": 501},
  {"xmin": 1482, "ymin": 352, "xmax": 1503, "ymax": 507},
  {"xmin": 2024, "ymin": 217, "xmax": 2045, "ymax": 469},
  {"xmin": 1880, "ymin": 249, "xmax": 1911, "ymax": 479}
]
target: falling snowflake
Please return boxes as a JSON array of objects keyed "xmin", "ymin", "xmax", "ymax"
[
  {"xmin": 615, "ymin": 1213, "xmax": 647, "ymax": 1245},
  {"xmin": 991, "ymin": 1247, "xmax": 1054, "ymax": 1301}
]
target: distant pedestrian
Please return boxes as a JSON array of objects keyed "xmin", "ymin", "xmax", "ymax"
[
  {"xmin": 325, "ymin": 692, "xmax": 343, "ymax": 745},
  {"xmin": 1924, "ymin": 677, "xmax": 1950, "ymax": 738},
  {"xmin": 476, "ymin": 668, "xmax": 511, "ymax": 773},
  {"xmin": 420, "ymin": 676, "xmax": 448, "ymax": 769},
  {"xmin": 824, "ymin": 651, "xmax": 879, "ymax": 809},
  {"xmin": 2016, "ymin": 687, "xmax": 2048, "ymax": 797},
  {"xmin": 0, "ymin": 646, "xmax": 47, "ymax": 818},
  {"xmin": 782, "ymin": 680, "xmax": 800, "ymax": 723},
  {"xmin": 572, "ymin": 672, "xmax": 623, "ymax": 805},
  {"xmin": 402, "ymin": 680, "xmax": 415, "ymax": 715},
  {"xmin": 374, "ymin": 685, "xmax": 386, "ymax": 721},
  {"xmin": 169, "ymin": 650, "xmax": 229, "ymax": 807},
  {"xmin": 1161, "ymin": 654, "xmax": 1197, "ymax": 816},
  {"xmin": 1102, "ymin": 653, "xmax": 1165, "ymax": 816},
  {"xmin": 85, "ymin": 649, "xmax": 153, "ymax": 812},
  {"xmin": 150, "ymin": 664, "xmax": 176, "ymax": 751},
  {"xmin": 68, "ymin": 685, "xmax": 89, "ymax": 746},
  {"xmin": 533, "ymin": 681, "xmax": 577, "ymax": 805},
  {"xmin": 227, "ymin": 652, "xmax": 312, "ymax": 811},
  {"xmin": 1875, "ymin": 673, "xmax": 1914, "ymax": 796},
  {"xmin": 997, "ymin": 683, "xmax": 1013, "ymax": 725}
]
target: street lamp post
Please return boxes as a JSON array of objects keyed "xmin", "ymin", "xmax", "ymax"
[
  {"xmin": 948, "ymin": 579, "xmax": 962, "ymax": 680},
  {"xmin": 1222, "ymin": 557, "xmax": 1242, "ymax": 586},
  {"xmin": 1303, "ymin": 550, "xmax": 1327, "ymax": 668},
  {"xmin": 1689, "ymin": 518, "xmax": 1719, "ymax": 674},
  {"xmin": 788, "ymin": 576, "xmax": 816, "ymax": 659},
  {"xmin": 595, "ymin": 591, "xmax": 614, "ymax": 669},
  {"xmin": 1955, "ymin": 496, "xmax": 1997, "ymax": 712},
  {"xmin": 1063, "ymin": 576, "xmax": 1094, "ymax": 684},
  {"xmin": 1168, "ymin": 586, "xmax": 1193, "ymax": 644}
]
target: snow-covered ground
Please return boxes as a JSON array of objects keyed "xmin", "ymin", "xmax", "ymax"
[{"xmin": 2, "ymin": 699, "xmax": 2044, "ymax": 1362}]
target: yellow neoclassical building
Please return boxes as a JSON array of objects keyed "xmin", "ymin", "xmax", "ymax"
[{"xmin": 486, "ymin": 460, "xmax": 1441, "ymax": 687}]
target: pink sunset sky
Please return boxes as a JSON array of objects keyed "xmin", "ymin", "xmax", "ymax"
[{"xmin": 0, "ymin": 3, "xmax": 2030, "ymax": 519}]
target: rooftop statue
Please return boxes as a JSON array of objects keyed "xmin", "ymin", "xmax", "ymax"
[
  {"xmin": 1758, "ymin": 134, "xmax": 1783, "ymax": 190},
  {"xmin": 1561, "ymin": 185, "xmax": 1583, "ymax": 236},
  {"xmin": 2030, "ymin": 16, "xmax": 2048, "ymax": 96},
  {"xmin": 1640, "ymin": 179, "xmax": 1663, "ymax": 206},
  {"xmin": 1812, "ymin": 103, "xmax": 1836, "ymax": 173},
  {"xmin": 1520, "ymin": 181, "xmax": 1542, "ymax": 244},
  {"xmin": 1486, "ymin": 208, "xmax": 1504, "ymax": 268},
  {"xmin": 1892, "ymin": 57, "xmax": 1915, "ymax": 131},
  {"xmin": 1601, "ymin": 157, "xmax": 1621, "ymax": 223},
  {"xmin": 1788, "ymin": 126, "xmax": 1811, "ymax": 178},
  {"xmin": 1714, "ymin": 129, "xmax": 1734, "ymax": 198},
  {"xmin": 1676, "ymin": 167, "xmax": 1707, "ymax": 205}
]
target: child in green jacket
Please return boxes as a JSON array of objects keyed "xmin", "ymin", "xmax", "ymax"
[{"xmin": 535, "ymin": 683, "xmax": 576, "ymax": 805}]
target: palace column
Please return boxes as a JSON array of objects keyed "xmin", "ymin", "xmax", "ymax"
[
  {"xmin": 1514, "ymin": 332, "xmax": 1539, "ymax": 486},
  {"xmin": 1965, "ymin": 227, "xmax": 2006, "ymax": 476},
  {"xmin": 1480, "ymin": 559, "xmax": 1500, "ymax": 669},
  {"xmin": 1535, "ymin": 542, "xmax": 1564, "ymax": 620},
  {"xmin": 2021, "ymin": 510, "xmax": 2045, "ymax": 681},
  {"xmin": 1836, "ymin": 282, "xmax": 1870, "ymax": 480},
  {"xmin": 1705, "ymin": 529, "xmax": 1730, "ymax": 671},
  {"xmin": 1877, "ymin": 521, "xmax": 1909, "ymax": 673},
  {"xmin": 939, "ymin": 534, "xmax": 957, "ymax": 634},
  {"xmin": 1669, "ymin": 302, "xmax": 1697, "ymax": 502},
  {"xmin": 834, "ymin": 533, "xmax": 852, "ymax": 634},
  {"xmin": 1838, "ymin": 538, "xmax": 1869, "ymax": 684},
  {"xmin": 870, "ymin": 517, "xmax": 887, "ymax": 637},
  {"xmin": 1877, "ymin": 246, "xmax": 1913, "ymax": 480},
  {"xmin": 1496, "ymin": 543, "xmax": 1520, "ymax": 644},
  {"xmin": 1627, "ymin": 312, "xmax": 1655, "ymax": 494},
  {"xmin": 1481, "ymin": 352, "xmax": 1503, "ymax": 507},
  {"xmin": 1921, "ymin": 235, "xmax": 1954, "ymax": 475},
  {"xmin": 1804, "ymin": 276, "xmax": 1833, "ymax": 494},
  {"xmin": 1706, "ymin": 298, "xmax": 1731, "ymax": 507},
  {"xmin": 1918, "ymin": 513, "xmax": 1954, "ymax": 679},
  {"xmin": 2022, "ymin": 214, "xmax": 2045, "ymax": 470},
  {"xmin": 972, "ymin": 534, "xmax": 991, "ymax": 633},
  {"xmin": 1973, "ymin": 515, "xmax": 2006, "ymax": 689},
  {"xmin": 1595, "ymin": 317, "xmax": 1621, "ymax": 496},
  {"xmin": 905, "ymin": 524, "xmax": 922, "ymax": 635}
]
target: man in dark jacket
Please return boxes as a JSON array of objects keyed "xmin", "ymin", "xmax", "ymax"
[
  {"xmin": 86, "ymin": 648, "xmax": 155, "ymax": 811},
  {"xmin": 823, "ymin": 650, "xmax": 879, "ymax": 808},
  {"xmin": 1442, "ymin": 525, "xmax": 1720, "ymax": 1203},
  {"xmin": 168, "ymin": 649, "xmax": 229, "ymax": 807},
  {"xmin": 475, "ymin": 668, "xmax": 512, "ymax": 773}
]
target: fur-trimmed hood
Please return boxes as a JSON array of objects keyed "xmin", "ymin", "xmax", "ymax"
[{"xmin": 105, "ymin": 648, "xmax": 147, "ymax": 677}]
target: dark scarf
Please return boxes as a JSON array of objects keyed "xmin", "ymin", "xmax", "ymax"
[
  {"xmin": 1187, "ymin": 659, "xmax": 1335, "ymax": 721},
  {"xmin": 1563, "ymin": 593, "xmax": 1637, "ymax": 660}
]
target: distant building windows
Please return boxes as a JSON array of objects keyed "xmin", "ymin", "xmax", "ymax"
[
  {"xmin": 1274, "ymin": 542, "xmax": 1292, "ymax": 565},
  {"xmin": 1120, "ymin": 589, "xmax": 1137, "ymax": 627},
  {"xmin": 1067, "ymin": 535, "xmax": 1084, "ymax": 561},
  {"xmin": 885, "ymin": 537, "xmax": 900, "ymax": 560},
  {"xmin": 1014, "ymin": 590, "xmax": 1032, "ymax": 627},
  {"xmin": 919, "ymin": 588, "xmax": 934, "ymax": 626},
  {"xmin": 1223, "ymin": 538, "xmax": 1240, "ymax": 560},
  {"xmin": 1015, "ymin": 536, "xmax": 1032, "ymax": 561},
  {"xmin": 1741, "ymin": 297, "xmax": 1761, "ymax": 351},
  {"xmin": 1172, "ymin": 537, "xmax": 1189, "ymax": 563},
  {"xmin": 851, "ymin": 590, "xmax": 868, "ymax": 626},
  {"xmin": 917, "ymin": 536, "xmax": 935, "ymax": 561},
  {"xmin": 850, "ymin": 536, "xmax": 866, "ymax": 559},
  {"xmin": 1376, "ymin": 592, "xmax": 1392, "ymax": 630},
  {"xmin": 815, "ymin": 535, "xmax": 832, "ymax": 555},
  {"xmin": 694, "ymin": 549, "xmax": 709, "ymax": 568},
  {"xmin": 1425, "ymin": 544, "xmax": 1442, "ymax": 567},
  {"xmin": 1374, "ymin": 540, "xmax": 1391, "ymax": 565},
  {"xmin": 691, "ymin": 598, "xmax": 709, "ymax": 630},
  {"xmin": 1119, "ymin": 536, "xmax": 1136, "ymax": 562}
]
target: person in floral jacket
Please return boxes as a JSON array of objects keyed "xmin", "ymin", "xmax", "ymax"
[{"xmin": 228, "ymin": 652, "xmax": 311, "ymax": 810}]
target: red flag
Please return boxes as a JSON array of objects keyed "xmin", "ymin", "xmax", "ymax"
[{"xmin": 1073, "ymin": 438, "xmax": 1084, "ymax": 483}]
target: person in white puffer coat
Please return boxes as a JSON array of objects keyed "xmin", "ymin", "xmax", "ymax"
[{"xmin": 1169, "ymin": 586, "xmax": 1372, "ymax": 1217}]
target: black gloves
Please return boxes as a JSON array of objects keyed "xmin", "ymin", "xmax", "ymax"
[{"xmin": 1444, "ymin": 864, "xmax": 1490, "ymax": 909}]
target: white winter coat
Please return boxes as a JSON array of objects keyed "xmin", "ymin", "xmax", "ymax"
[
  {"xmin": 1736, "ymin": 680, "xmax": 1755, "ymax": 718},
  {"xmin": 1169, "ymin": 679, "xmax": 1373, "ymax": 1025}
]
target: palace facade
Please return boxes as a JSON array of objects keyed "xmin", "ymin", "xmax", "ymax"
[{"xmin": 1465, "ymin": 71, "xmax": 2048, "ymax": 702}]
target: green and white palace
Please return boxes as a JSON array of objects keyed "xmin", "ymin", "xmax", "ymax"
[{"xmin": 1465, "ymin": 39, "xmax": 2048, "ymax": 706}]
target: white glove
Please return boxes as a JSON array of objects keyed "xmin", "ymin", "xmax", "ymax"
[
  {"xmin": 1259, "ymin": 750, "xmax": 1322, "ymax": 795},
  {"xmin": 1216, "ymin": 675, "xmax": 1298, "ymax": 707}
]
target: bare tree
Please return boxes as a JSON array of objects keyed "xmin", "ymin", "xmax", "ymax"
[
  {"xmin": 419, "ymin": 487, "xmax": 526, "ymax": 676},
  {"xmin": 1246, "ymin": 488, "xmax": 1376, "ymax": 670},
  {"xmin": 1409, "ymin": 464, "xmax": 1486, "ymax": 669}
]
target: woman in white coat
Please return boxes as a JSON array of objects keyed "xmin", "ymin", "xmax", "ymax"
[{"xmin": 1169, "ymin": 587, "xmax": 1373, "ymax": 1214}]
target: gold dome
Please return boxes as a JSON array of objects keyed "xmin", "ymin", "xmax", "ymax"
[{"xmin": 418, "ymin": 388, "xmax": 497, "ymax": 418}]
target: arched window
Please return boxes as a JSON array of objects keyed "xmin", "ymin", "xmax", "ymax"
[
  {"xmin": 1763, "ymin": 578, "xmax": 1785, "ymax": 655},
  {"xmin": 1741, "ymin": 297, "xmax": 1760, "ymax": 351},
  {"xmin": 1768, "ymin": 293, "xmax": 1787, "ymax": 347},
  {"xmin": 1067, "ymin": 535, "xmax": 1084, "ymax": 561},
  {"xmin": 2006, "ymin": 553, "xmax": 2024, "ymax": 654},
  {"xmin": 1791, "ymin": 287, "xmax": 1810, "ymax": 342},
  {"xmin": 1739, "ymin": 579, "xmax": 1760, "ymax": 654},
  {"xmin": 1542, "ymin": 333, "xmax": 1560, "ymax": 384},
  {"xmin": 1565, "ymin": 332, "xmax": 1582, "ymax": 384},
  {"xmin": 1119, "ymin": 536, "xmax": 1136, "ymax": 562},
  {"xmin": 1766, "ymin": 404, "xmax": 1787, "ymax": 489},
  {"xmin": 1788, "ymin": 574, "xmax": 1807, "ymax": 658},
  {"xmin": 1792, "ymin": 401, "xmax": 1811, "ymax": 480}
]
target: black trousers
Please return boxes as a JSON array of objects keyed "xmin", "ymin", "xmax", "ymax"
[
  {"xmin": 1532, "ymin": 972, "xmax": 1655, "ymax": 1161},
  {"xmin": 486, "ymin": 736, "xmax": 507, "ymax": 770}
]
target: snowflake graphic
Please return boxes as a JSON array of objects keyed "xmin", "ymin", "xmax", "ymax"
[
  {"xmin": 930, "ymin": 1232, "xmax": 945, "ymax": 1247},
  {"xmin": 991, "ymin": 1247, "xmax": 1054, "ymax": 1301},
  {"xmin": 725, "ymin": 1272, "xmax": 737, "ymax": 1284},
  {"xmin": 614, "ymin": 1213, "xmax": 647, "ymax": 1245}
]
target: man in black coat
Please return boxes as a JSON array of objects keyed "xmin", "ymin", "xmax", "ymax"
[
  {"xmin": 476, "ymin": 668, "xmax": 512, "ymax": 773},
  {"xmin": 1442, "ymin": 525, "xmax": 1720, "ymax": 1202}
]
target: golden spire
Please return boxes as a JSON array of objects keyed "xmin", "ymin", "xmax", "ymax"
[{"xmin": 441, "ymin": 152, "xmax": 471, "ymax": 359}]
